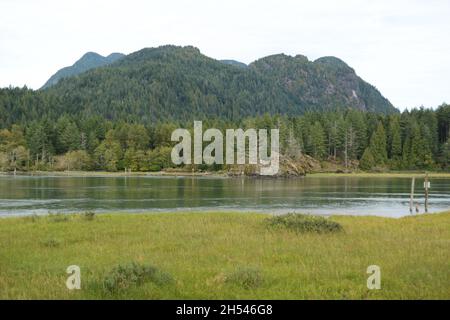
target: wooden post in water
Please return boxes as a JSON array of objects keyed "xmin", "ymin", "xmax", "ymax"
[
  {"xmin": 424, "ymin": 173, "xmax": 429, "ymax": 213},
  {"xmin": 409, "ymin": 177, "xmax": 415, "ymax": 214}
]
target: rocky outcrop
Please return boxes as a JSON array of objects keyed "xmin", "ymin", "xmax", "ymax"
[{"xmin": 227, "ymin": 153, "xmax": 321, "ymax": 177}]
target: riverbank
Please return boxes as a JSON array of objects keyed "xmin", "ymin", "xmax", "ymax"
[
  {"xmin": 309, "ymin": 172, "xmax": 450, "ymax": 178},
  {"xmin": 0, "ymin": 211, "xmax": 448, "ymax": 299},
  {"xmin": 0, "ymin": 170, "xmax": 227, "ymax": 177},
  {"xmin": 1, "ymin": 170, "xmax": 450, "ymax": 178}
]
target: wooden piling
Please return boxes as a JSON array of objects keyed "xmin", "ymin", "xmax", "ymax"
[
  {"xmin": 409, "ymin": 177, "xmax": 415, "ymax": 214},
  {"xmin": 424, "ymin": 173, "xmax": 429, "ymax": 213}
]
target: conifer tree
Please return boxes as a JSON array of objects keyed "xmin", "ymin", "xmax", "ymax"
[
  {"xmin": 369, "ymin": 122, "xmax": 387, "ymax": 166},
  {"xmin": 359, "ymin": 147, "xmax": 375, "ymax": 171},
  {"xmin": 389, "ymin": 117, "xmax": 402, "ymax": 161},
  {"xmin": 309, "ymin": 121, "xmax": 326, "ymax": 159}
]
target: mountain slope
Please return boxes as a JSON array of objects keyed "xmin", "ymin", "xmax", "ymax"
[
  {"xmin": 220, "ymin": 60, "xmax": 248, "ymax": 68},
  {"xmin": 41, "ymin": 52, "xmax": 125, "ymax": 89},
  {"xmin": 249, "ymin": 54, "xmax": 393, "ymax": 113}
]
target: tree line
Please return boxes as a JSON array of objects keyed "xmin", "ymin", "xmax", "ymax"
[{"xmin": 1, "ymin": 105, "xmax": 448, "ymax": 172}]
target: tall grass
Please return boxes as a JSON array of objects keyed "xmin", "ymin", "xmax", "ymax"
[{"xmin": 0, "ymin": 211, "xmax": 449, "ymax": 299}]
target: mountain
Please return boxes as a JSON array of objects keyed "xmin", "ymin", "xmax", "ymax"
[
  {"xmin": 41, "ymin": 52, "xmax": 125, "ymax": 89},
  {"xmin": 38, "ymin": 45, "xmax": 395, "ymax": 122},
  {"xmin": 0, "ymin": 45, "xmax": 396, "ymax": 127}
]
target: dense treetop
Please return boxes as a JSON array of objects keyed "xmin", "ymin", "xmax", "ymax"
[{"xmin": 0, "ymin": 106, "xmax": 448, "ymax": 173}]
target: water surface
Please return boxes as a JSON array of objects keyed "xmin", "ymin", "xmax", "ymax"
[{"xmin": 0, "ymin": 175, "xmax": 449, "ymax": 217}]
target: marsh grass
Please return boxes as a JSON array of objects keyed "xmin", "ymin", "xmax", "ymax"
[
  {"xmin": 34, "ymin": 212, "xmax": 97, "ymax": 224},
  {"xmin": 0, "ymin": 211, "xmax": 449, "ymax": 299},
  {"xmin": 41, "ymin": 238, "xmax": 61, "ymax": 248},
  {"xmin": 267, "ymin": 213, "xmax": 343, "ymax": 234},
  {"xmin": 22, "ymin": 214, "xmax": 41, "ymax": 223},
  {"xmin": 48, "ymin": 213, "xmax": 71, "ymax": 223},
  {"xmin": 225, "ymin": 267, "xmax": 263, "ymax": 289}
]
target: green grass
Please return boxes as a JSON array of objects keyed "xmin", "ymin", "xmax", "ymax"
[{"xmin": 0, "ymin": 211, "xmax": 449, "ymax": 299}]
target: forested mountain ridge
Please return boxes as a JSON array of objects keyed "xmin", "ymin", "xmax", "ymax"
[
  {"xmin": 41, "ymin": 51, "xmax": 125, "ymax": 89},
  {"xmin": 24, "ymin": 45, "xmax": 396, "ymax": 124},
  {"xmin": 4, "ymin": 45, "xmax": 446, "ymax": 174}
]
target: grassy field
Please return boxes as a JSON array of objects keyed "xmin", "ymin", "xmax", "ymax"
[{"xmin": 0, "ymin": 211, "xmax": 449, "ymax": 299}]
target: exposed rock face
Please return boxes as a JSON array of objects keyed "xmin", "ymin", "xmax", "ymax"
[
  {"xmin": 227, "ymin": 153, "xmax": 321, "ymax": 177},
  {"xmin": 281, "ymin": 153, "xmax": 322, "ymax": 176}
]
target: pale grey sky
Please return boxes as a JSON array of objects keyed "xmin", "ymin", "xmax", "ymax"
[{"xmin": 1, "ymin": 0, "xmax": 449, "ymax": 110}]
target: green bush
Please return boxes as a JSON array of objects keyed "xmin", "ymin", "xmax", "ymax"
[
  {"xmin": 359, "ymin": 147, "xmax": 375, "ymax": 171},
  {"xmin": 267, "ymin": 213, "xmax": 343, "ymax": 234},
  {"xmin": 103, "ymin": 262, "xmax": 173, "ymax": 293},
  {"xmin": 83, "ymin": 211, "xmax": 96, "ymax": 221},
  {"xmin": 225, "ymin": 267, "xmax": 263, "ymax": 289},
  {"xmin": 148, "ymin": 164, "xmax": 162, "ymax": 172}
]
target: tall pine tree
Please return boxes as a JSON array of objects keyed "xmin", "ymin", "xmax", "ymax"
[{"xmin": 369, "ymin": 122, "xmax": 387, "ymax": 166}]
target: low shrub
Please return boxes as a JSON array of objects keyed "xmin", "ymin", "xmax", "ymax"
[
  {"xmin": 48, "ymin": 213, "xmax": 70, "ymax": 223},
  {"xmin": 103, "ymin": 262, "xmax": 173, "ymax": 293},
  {"xmin": 225, "ymin": 267, "xmax": 263, "ymax": 289},
  {"xmin": 148, "ymin": 164, "xmax": 162, "ymax": 172},
  {"xmin": 83, "ymin": 211, "xmax": 96, "ymax": 221},
  {"xmin": 267, "ymin": 213, "xmax": 343, "ymax": 234}
]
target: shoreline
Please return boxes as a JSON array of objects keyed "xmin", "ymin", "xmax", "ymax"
[
  {"xmin": 0, "ymin": 170, "xmax": 227, "ymax": 178},
  {"xmin": 1, "ymin": 209, "xmax": 449, "ymax": 220},
  {"xmin": 1, "ymin": 170, "xmax": 450, "ymax": 178},
  {"xmin": 308, "ymin": 172, "xmax": 450, "ymax": 178}
]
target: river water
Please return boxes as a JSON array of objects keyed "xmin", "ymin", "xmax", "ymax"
[{"xmin": 0, "ymin": 175, "xmax": 449, "ymax": 217}]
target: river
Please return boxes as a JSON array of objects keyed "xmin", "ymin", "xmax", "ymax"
[{"xmin": 0, "ymin": 175, "xmax": 449, "ymax": 217}]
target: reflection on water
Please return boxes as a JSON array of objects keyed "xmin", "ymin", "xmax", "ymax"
[{"xmin": 0, "ymin": 175, "xmax": 449, "ymax": 217}]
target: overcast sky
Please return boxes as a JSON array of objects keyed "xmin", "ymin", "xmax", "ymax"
[{"xmin": 1, "ymin": 0, "xmax": 449, "ymax": 110}]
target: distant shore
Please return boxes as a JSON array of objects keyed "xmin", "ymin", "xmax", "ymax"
[
  {"xmin": 1, "ymin": 170, "xmax": 449, "ymax": 178},
  {"xmin": 308, "ymin": 172, "xmax": 450, "ymax": 178},
  {"xmin": 0, "ymin": 170, "xmax": 227, "ymax": 178}
]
